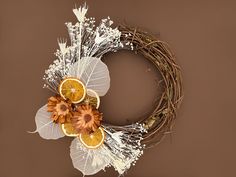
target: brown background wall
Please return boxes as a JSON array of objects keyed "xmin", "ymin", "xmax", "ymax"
[{"xmin": 0, "ymin": 0, "xmax": 235, "ymax": 177}]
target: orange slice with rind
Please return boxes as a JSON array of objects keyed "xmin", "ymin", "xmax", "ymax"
[
  {"xmin": 79, "ymin": 127, "xmax": 105, "ymax": 149},
  {"xmin": 61, "ymin": 122, "xmax": 79, "ymax": 137},
  {"xmin": 59, "ymin": 78, "xmax": 86, "ymax": 103}
]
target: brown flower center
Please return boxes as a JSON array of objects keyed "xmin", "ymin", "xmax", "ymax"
[
  {"xmin": 84, "ymin": 114, "xmax": 92, "ymax": 123},
  {"xmin": 60, "ymin": 104, "xmax": 68, "ymax": 111},
  {"xmin": 55, "ymin": 101, "xmax": 70, "ymax": 116}
]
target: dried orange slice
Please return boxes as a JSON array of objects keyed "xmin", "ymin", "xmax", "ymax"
[
  {"xmin": 61, "ymin": 123, "xmax": 79, "ymax": 137},
  {"xmin": 83, "ymin": 89, "xmax": 100, "ymax": 109},
  {"xmin": 59, "ymin": 78, "xmax": 86, "ymax": 103},
  {"xmin": 79, "ymin": 127, "xmax": 105, "ymax": 149}
]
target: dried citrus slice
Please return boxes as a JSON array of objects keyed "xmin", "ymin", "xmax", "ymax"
[
  {"xmin": 61, "ymin": 123, "xmax": 79, "ymax": 137},
  {"xmin": 59, "ymin": 78, "xmax": 86, "ymax": 103},
  {"xmin": 83, "ymin": 89, "xmax": 100, "ymax": 109},
  {"xmin": 79, "ymin": 127, "xmax": 105, "ymax": 149}
]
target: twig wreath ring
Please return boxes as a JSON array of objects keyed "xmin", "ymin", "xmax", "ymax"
[{"xmin": 31, "ymin": 4, "xmax": 183, "ymax": 176}]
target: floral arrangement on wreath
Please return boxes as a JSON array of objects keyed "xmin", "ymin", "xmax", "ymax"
[{"xmin": 31, "ymin": 3, "xmax": 183, "ymax": 176}]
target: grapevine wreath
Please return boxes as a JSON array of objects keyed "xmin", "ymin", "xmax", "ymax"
[{"xmin": 31, "ymin": 4, "xmax": 183, "ymax": 176}]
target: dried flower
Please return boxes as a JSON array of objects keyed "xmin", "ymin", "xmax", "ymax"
[
  {"xmin": 73, "ymin": 3, "xmax": 88, "ymax": 22},
  {"xmin": 71, "ymin": 104, "xmax": 102, "ymax": 134},
  {"xmin": 47, "ymin": 95, "xmax": 72, "ymax": 123},
  {"xmin": 57, "ymin": 38, "xmax": 67, "ymax": 55}
]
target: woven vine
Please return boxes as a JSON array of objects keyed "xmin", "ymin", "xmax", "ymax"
[{"xmin": 104, "ymin": 25, "xmax": 184, "ymax": 148}]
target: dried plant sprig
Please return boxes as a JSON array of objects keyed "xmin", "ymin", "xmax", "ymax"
[{"xmin": 43, "ymin": 5, "xmax": 125, "ymax": 93}]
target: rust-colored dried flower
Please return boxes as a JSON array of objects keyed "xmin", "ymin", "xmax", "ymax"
[
  {"xmin": 47, "ymin": 95, "xmax": 72, "ymax": 123},
  {"xmin": 71, "ymin": 104, "xmax": 102, "ymax": 134}
]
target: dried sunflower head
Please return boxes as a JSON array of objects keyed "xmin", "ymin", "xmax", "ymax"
[
  {"xmin": 71, "ymin": 104, "xmax": 102, "ymax": 134},
  {"xmin": 47, "ymin": 95, "xmax": 72, "ymax": 124}
]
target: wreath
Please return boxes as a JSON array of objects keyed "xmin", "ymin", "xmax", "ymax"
[{"xmin": 31, "ymin": 4, "xmax": 183, "ymax": 176}]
